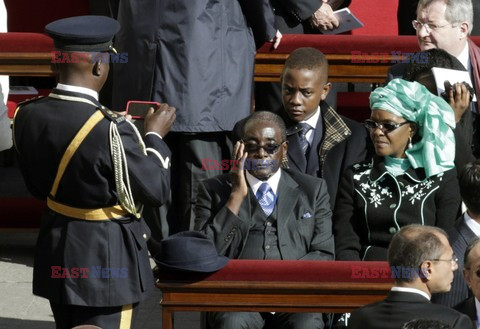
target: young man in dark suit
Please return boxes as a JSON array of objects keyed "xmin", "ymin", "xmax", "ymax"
[
  {"xmin": 279, "ymin": 47, "xmax": 369, "ymax": 208},
  {"xmin": 195, "ymin": 111, "xmax": 333, "ymax": 329},
  {"xmin": 348, "ymin": 224, "xmax": 474, "ymax": 329}
]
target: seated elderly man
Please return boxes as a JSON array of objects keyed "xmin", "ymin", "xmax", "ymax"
[
  {"xmin": 348, "ymin": 224, "xmax": 474, "ymax": 329},
  {"xmin": 194, "ymin": 111, "xmax": 333, "ymax": 329}
]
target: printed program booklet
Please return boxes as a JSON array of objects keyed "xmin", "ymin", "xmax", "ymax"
[{"xmin": 321, "ymin": 8, "xmax": 364, "ymax": 35}]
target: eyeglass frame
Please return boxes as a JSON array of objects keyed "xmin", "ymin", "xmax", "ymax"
[
  {"xmin": 430, "ymin": 255, "xmax": 459, "ymax": 267},
  {"xmin": 412, "ymin": 19, "xmax": 457, "ymax": 33},
  {"xmin": 364, "ymin": 119, "xmax": 411, "ymax": 133},
  {"xmin": 241, "ymin": 140, "xmax": 285, "ymax": 155}
]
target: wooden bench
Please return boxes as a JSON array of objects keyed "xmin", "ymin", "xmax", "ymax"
[{"xmin": 156, "ymin": 259, "xmax": 393, "ymax": 329}]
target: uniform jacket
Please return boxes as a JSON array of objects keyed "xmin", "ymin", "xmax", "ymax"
[
  {"xmin": 194, "ymin": 168, "xmax": 334, "ymax": 260},
  {"xmin": 112, "ymin": 0, "xmax": 276, "ymax": 132},
  {"xmin": 280, "ymin": 101, "xmax": 370, "ymax": 208},
  {"xmin": 433, "ymin": 215, "xmax": 477, "ymax": 307},
  {"xmin": 13, "ymin": 89, "xmax": 171, "ymax": 307},
  {"xmin": 348, "ymin": 291, "xmax": 475, "ymax": 329},
  {"xmin": 334, "ymin": 156, "xmax": 461, "ymax": 261}
]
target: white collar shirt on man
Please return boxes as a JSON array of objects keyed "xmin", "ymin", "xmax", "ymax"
[
  {"xmin": 300, "ymin": 106, "xmax": 320, "ymax": 145},
  {"xmin": 56, "ymin": 83, "xmax": 99, "ymax": 101},
  {"xmin": 246, "ymin": 169, "xmax": 281, "ymax": 197},
  {"xmin": 465, "ymin": 211, "xmax": 480, "ymax": 237},
  {"xmin": 391, "ymin": 286, "xmax": 431, "ymax": 301}
]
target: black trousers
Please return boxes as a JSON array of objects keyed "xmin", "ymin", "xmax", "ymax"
[{"xmin": 50, "ymin": 301, "xmax": 139, "ymax": 329}]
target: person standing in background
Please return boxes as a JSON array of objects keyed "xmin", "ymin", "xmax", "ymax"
[{"xmin": 113, "ymin": 0, "xmax": 281, "ymax": 235}]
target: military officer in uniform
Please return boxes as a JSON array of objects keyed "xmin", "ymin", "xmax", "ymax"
[{"xmin": 13, "ymin": 16, "xmax": 175, "ymax": 329}]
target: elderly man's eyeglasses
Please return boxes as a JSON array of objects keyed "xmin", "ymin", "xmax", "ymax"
[
  {"xmin": 243, "ymin": 142, "xmax": 283, "ymax": 155},
  {"xmin": 431, "ymin": 255, "xmax": 458, "ymax": 267},
  {"xmin": 412, "ymin": 20, "xmax": 455, "ymax": 33},
  {"xmin": 364, "ymin": 119, "xmax": 409, "ymax": 133}
]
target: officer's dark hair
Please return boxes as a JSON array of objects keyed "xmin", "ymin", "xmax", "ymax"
[
  {"xmin": 404, "ymin": 48, "xmax": 466, "ymax": 82},
  {"xmin": 464, "ymin": 238, "xmax": 480, "ymax": 270},
  {"xmin": 388, "ymin": 224, "xmax": 447, "ymax": 283},
  {"xmin": 282, "ymin": 47, "xmax": 328, "ymax": 79},
  {"xmin": 401, "ymin": 318, "xmax": 453, "ymax": 329},
  {"xmin": 459, "ymin": 160, "xmax": 480, "ymax": 216},
  {"xmin": 243, "ymin": 111, "xmax": 287, "ymax": 142}
]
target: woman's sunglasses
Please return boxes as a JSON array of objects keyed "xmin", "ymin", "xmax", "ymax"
[{"xmin": 364, "ymin": 119, "xmax": 410, "ymax": 133}]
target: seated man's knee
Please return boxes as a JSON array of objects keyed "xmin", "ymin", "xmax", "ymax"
[{"xmin": 208, "ymin": 311, "xmax": 264, "ymax": 329}]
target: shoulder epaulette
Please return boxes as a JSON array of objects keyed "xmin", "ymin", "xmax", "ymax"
[
  {"xmin": 17, "ymin": 96, "xmax": 45, "ymax": 107},
  {"xmin": 97, "ymin": 106, "xmax": 126, "ymax": 124}
]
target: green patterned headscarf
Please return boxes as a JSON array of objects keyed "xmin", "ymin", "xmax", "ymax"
[{"xmin": 369, "ymin": 79, "xmax": 455, "ymax": 178}]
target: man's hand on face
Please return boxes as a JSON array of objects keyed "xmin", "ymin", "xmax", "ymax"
[{"xmin": 227, "ymin": 141, "xmax": 249, "ymax": 215}]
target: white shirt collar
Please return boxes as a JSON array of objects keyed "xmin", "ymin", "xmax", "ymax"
[
  {"xmin": 245, "ymin": 168, "xmax": 282, "ymax": 197},
  {"xmin": 457, "ymin": 42, "xmax": 470, "ymax": 74},
  {"xmin": 464, "ymin": 211, "xmax": 480, "ymax": 237},
  {"xmin": 300, "ymin": 106, "xmax": 320, "ymax": 144},
  {"xmin": 56, "ymin": 83, "xmax": 99, "ymax": 101},
  {"xmin": 391, "ymin": 286, "xmax": 431, "ymax": 301}
]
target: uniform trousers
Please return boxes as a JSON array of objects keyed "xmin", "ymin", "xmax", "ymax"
[{"xmin": 50, "ymin": 301, "xmax": 139, "ymax": 329}]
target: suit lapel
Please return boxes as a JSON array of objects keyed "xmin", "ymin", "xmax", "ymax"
[
  {"xmin": 457, "ymin": 215, "xmax": 478, "ymax": 245},
  {"xmin": 306, "ymin": 112, "xmax": 322, "ymax": 175},
  {"xmin": 276, "ymin": 170, "xmax": 299, "ymax": 233}
]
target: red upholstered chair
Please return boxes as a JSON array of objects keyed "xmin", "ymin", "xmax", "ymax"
[
  {"xmin": 349, "ymin": 0, "xmax": 399, "ymax": 35},
  {"xmin": 4, "ymin": 0, "xmax": 89, "ymax": 32}
]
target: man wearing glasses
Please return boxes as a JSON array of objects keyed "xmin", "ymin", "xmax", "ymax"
[
  {"xmin": 195, "ymin": 111, "xmax": 333, "ymax": 329},
  {"xmin": 390, "ymin": 0, "xmax": 480, "ymax": 156},
  {"xmin": 455, "ymin": 238, "xmax": 480, "ymax": 326},
  {"xmin": 348, "ymin": 224, "xmax": 474, "ymax": 329},
  {"xmin": 434, "ymin": 160, "xmax": 480, "ymax": 307}
]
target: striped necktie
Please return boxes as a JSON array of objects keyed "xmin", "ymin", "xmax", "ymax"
[{"xmin": 256, "ymin": 182, "xmax": 275, "ymax": 217}]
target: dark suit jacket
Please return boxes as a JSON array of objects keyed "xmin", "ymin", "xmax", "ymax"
[
  {"xmin": 194, "ymin": 168, "xmax": 334, "ymax": 260},
  {"xmin": 432, "ymin": 215, "xmax": 477, "ymax": 307},
  {"xmin": 348, "ymin": 291, "xmax": 475, "ymax": 329},
  {"xmin": 454, "ymin": 296, "xmax": 478, "ymax": 327},
  {"xmin": 113, "ymin": 0, "xmax": 275, "ymax": 131},
  {"xmin": 281, "ymin": 102, "xmax": 370, "ymax": 208}
]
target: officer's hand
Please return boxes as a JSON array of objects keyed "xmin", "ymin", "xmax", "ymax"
[{"xmin": 144, "ymin": 103, "xmax": 176, "ymax": 138}]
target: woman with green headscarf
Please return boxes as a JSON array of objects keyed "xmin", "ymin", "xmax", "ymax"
[{"xmin": 333, "ymin": 79, "xmax": 461, "ymax": 261}]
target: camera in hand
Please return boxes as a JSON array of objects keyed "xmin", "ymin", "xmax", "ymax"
[
  {"xmin": 126, "ymin": 101, "xmax": 161, "ymax": 120},
  {"xmin": 441, "ymin": 81, "xmax": 475, "ymax": 103}
]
